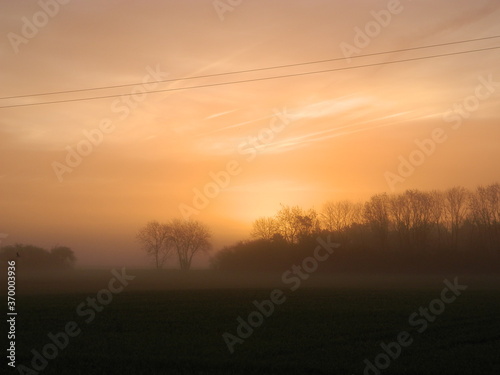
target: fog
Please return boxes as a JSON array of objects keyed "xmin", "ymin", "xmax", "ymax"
[{"xmin": 4, "ymin": 268, "xmax": 499, "ymax": 297}]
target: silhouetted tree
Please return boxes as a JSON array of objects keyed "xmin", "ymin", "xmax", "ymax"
[
  {"xmin": 467, "ymin": 183, "xmax": 500, "ymax": 253},
  {"xmin": 444, "ymin": 186, "xmax": 469, "ymax": 250},
  {"xmin": 251, "ymin": 217, "xmax": 279, "ymax": 240},
  {"xmin": 363, "ymin": 193, "xmax": 390, "ymax": 248},
  {"xmin": 0, "ymin": 244, "xmax": 76, "ymax": 269},
  {"xmin": 50, "ymin": 246, "xmax": 76, "ymax": 268},
  {"xmin": 295, "ymin": 208, "xmax": 321, "ymax": 241},
  {"xmin": 275, "ymin": 204, "xmax": 302, "ymax": 243},
  {"xmin": 320, "ymin": 200, "xmax": 362, "ymax": 233},
  {"xmin": 429, "ymin": 190, "xmax": 446, "ymax": 249},
  {"xmin": 407, "ymin": 190, "xmax": 434, "ymax": 248},
  {"xmin": 274, "ymin": 204, "xmax": 320, "ymax": 243},
  {"xmin": 169, "ymin": 219, "xmax": 211, "ymax": 271},
  {"xmin": 389, "ymin": 192, "xmax": 411, "ymax": 247},
  {"xmin": 137, "ymin": 221, "xmax": 171, "ymax": 269}
]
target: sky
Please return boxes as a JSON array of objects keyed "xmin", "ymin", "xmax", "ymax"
[{"xmin": 1, "ymin": 0, "xmax": 499, "ymax": 267}]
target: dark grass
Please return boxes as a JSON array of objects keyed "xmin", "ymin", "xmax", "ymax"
[{"xmin": 6, "ymin": 287, "xmax": 500, "ymax": 375}]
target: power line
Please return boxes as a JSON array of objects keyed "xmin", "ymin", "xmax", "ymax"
[
  {"xmin": 1, "ymin": 45, "xmax": 499, "ymax": 110},
  {"xmin": 1, "ymin": 34, "xmax": 500, "ymax": 101}
]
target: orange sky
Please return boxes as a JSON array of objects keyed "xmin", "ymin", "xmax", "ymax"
[{"xmin": 1, "ymin": 0, "xmax": 499, "ymax": 267}]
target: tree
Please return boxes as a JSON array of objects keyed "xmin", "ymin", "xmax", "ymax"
[
  {"xmin": 389, "ymin": 192, "xmax": 412, "ymax": 247},
  {"xmin": 363, "ymin": 193, "xmax": 390, "ymax": 248},
  {"xmin": 0, "ymin": 244, "xmax": 76, "ymax": 269},
  {"xmin": 274, "ymin": 204, "xmax": 319, "ymax": 243},
  {"xmin": 50, "ymin": 246, "xmax": 76, "ymax": 268},
  {"xmin": 444, "ymin": 187, "xmax": 469, "ymax": 249},
  {"xmin": 275, "ymin": 204, "xmax": 302, "ymax": 243},
  {"xmin": 137, "ymin": 221, "xmax": 171, "ymax": 269},
  {"xmin": 321, "ymin": 200, "xmax": 363, "ymax": 233},
  {"xmin": 295, "ymin": 208, "xmax": 320, "ymax": 241},
  {"xmin": 468, "ymin": 183, "xmax": 500, "ymax": 252},
  {"xmin": 251, "ymin": 217, "xmax": 279, "ymax": 240},
  {"xmin": 429, "ymin": 190, "xmax": 446, "ymax": 248},
  {"xmin": 169, "ymin": 219, "xmax": 211, "ymax": 271}
]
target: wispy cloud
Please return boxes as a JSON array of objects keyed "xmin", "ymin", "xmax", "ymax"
[
  {"xmin": 200, "ymin": 114, "xmax": 273, "ymax": 136},
  {"xmin": 289, "ymin": 96, "xmax": 372, "ymax": 121},
  {"xmin": 262, "ymin": 111, "xmax": 415, "ymax": 153},
  {"xmin": 204, "ymin": 109, "xmax": 237, "ymax": 120}
]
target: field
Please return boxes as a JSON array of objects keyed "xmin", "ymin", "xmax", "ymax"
[{"xmin": 6, "ymin": 272, "xmax": 500, "ymax": 375}]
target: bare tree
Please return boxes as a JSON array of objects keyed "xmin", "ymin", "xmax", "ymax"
[
  {"xmin": 408, "ymin": 190, "xmax": 434, "ymax": 246},
  {"xmin": 274, "ymin": 204, "xmax": 319, "ymax": 243},
  {"xmin": 295, "ymin": 208, "xmax": 320, "ymax": 240},
  {"xmin": 429, "ymin": 190, "xmax": 446, "ymax": 247},
  {"xmin": 275, "ymin": 204, "xmax": 302, "ymax": 243},
  {"xmin": 169, "ymin": 219, "xmax": 211, "ymax": 271},
  {"xmin": 251, "ymin": 217, "xmax": 279, "ymax": 240},
  {"xmin": 137, "ymin": 221, "xmax": 171, "ymax": 269},
  {"xmin": 321, "ymin": 200, "xmax": 352, "ymax": 232},
  {"xmin": 469, "ymin": 183, "xmax": 500, "ymax": 227},
  {"xmin": 389, "ymin": 193, "xmax": 412, "ymax": 247},
  {"xmin": 444, "ymin": 186, "xmax": 469, "ymax": 249},
  {"xmin": 363, "ymin": 193, "xmax": 390, "ymax": 247},
  {"xmin": 468, "ymin": 183, "xmax": 500, "ymax": 250}
]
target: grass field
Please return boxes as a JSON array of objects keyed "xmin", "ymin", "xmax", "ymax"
[{"xmin": 7, "ymin": 273, "xmax": 500, "ymax": 375}]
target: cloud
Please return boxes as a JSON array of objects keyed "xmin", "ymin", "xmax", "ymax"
[
  {"xmin": 289, "ymin": 96, "xmax": 372, "ymax": 121},
  {"xmin": 201, "ymin": 115, "xmax": 272, "ymax": 136},
  {"xmin": 399, "ymin": 0, "xmax": 500, "ymax": 43},
  {"xmin": 263, "ymin": 111, "xmax": 415, "ymax": 153},
  {"xmin": 204, "ymin": 109, "xmax": 237, "ymax": 120}
]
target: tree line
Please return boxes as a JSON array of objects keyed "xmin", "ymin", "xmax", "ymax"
[
  {"xmin": 212, "ymin": 183, "xmax": 500, "ymax": 273},
  {"xmin": 0, "ymin": 244, "xmax": 76, "ymax": 269}
]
